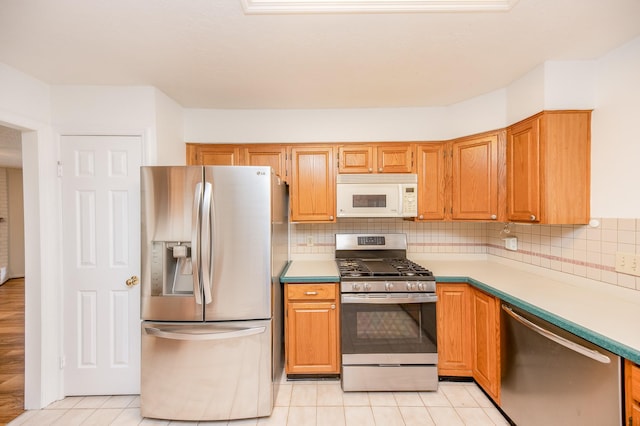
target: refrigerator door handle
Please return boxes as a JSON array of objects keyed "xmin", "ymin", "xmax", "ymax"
[
  {"xmin": 191, "ymin": 182, "xmax": 203, "ymax": 305},
  {"xmin": 201, "ymin": 182, "xmax": 213, "ymax": 305},
  {"xmin": 144, "ymin": 326, "xmax": 266, "ymax": 341}
]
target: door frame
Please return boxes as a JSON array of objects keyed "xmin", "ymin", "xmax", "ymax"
[{"xmin": 0, "ymin": 109, "xmax": 151, "ymax": 409}]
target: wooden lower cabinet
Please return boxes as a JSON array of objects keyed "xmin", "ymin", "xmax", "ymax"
[
  {"xmin": 626, "ymin": 360, "xmax": 640, "ymax": 426},
  {"xmin": 436, "ymin": 283, "xmax": 500, "ymax": 403},
  {"xmin": 285, "ymin": 283, "xmax": 340, "ymax": 375},
  {"xmin": 471, "ymin": 287, "xmax": 501, "ymax": 403},
  {"xmin": 436, "ymin": 283, "xmax": 473, "ymax": 376}
]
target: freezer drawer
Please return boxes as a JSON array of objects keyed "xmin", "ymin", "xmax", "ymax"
[{"xmin": 141, "ymin": 320, "xmax": 273, "ymax": 421}]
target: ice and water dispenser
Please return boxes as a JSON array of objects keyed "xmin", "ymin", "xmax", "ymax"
[{"xmin": 149, "ymin": 241, "xmax": 193, "ymax": 296}]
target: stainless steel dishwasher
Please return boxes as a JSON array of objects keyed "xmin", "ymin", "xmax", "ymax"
[{"xmin": 500, "ymin": 304, "xmax": 621, "ymax": 426}]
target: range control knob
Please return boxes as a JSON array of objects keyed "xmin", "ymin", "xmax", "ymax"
[
  {"xmin": 363, "ymin": 283, "xmax": 371, "ymax": 291},
  {"xmin": 385, "ymin": 282, "xmax": 394, "ymax": 291},
  {"xmin": 418, "ymin": 282, "xmax": 426, "ymax": 291},
  {"xmin": 352, "ymin": 283, "xmax": 361, "ymax": 291}
]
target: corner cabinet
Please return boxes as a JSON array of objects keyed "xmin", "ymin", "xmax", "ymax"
[
  {"xmin": 285, "ymin": 283, "xmax": 340, "ymax": 375},
  {"xmin": 472, "ymin": 287, "xmax": 501, "ymax": 403},
  {"xmin": 626, "ymin": 360, "xmax": 640, "ymax": 426},
  {"xmin": 289, "ymin": 145, "xmax": 336, "ymax": 222},
  {"xmin": 506, "ymin": 110, "xmax": 591, "ymax": 224}
]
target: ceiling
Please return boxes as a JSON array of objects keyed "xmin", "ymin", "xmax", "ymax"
[{"xmin": 1, "ymin": 0, "xmax": 640, "ymax": 109}]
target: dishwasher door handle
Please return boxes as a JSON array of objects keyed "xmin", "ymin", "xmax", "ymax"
[{"xmin": 501, "ymin": 304, "xmax": 611, "ymax": 364}]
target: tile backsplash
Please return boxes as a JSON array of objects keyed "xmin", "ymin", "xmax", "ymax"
[{"xmin": 291, "ymin": 217, "xmax": 640, "ymax": 291}]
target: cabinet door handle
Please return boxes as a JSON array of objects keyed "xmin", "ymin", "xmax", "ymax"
[
  {"xmin": 329, "ymin": 215, "xmax": 334, "ymax": 220},
  {"xmin": 530, "ymin": 214, "xmax": 537, "ymax": 221},
  {"xmin": 331, "ymin": 304, "xmax": 336, "ymax": 309},
  {"xmin": 490, "ymin": 214, "xmax": 497, "ymax": 220},
  {"xmin": 304, "ymin": 291, "xmax": 318, "ymax": 296}
]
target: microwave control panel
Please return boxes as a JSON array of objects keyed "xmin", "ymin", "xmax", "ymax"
[{"xmin": 401, "ymin": 185, "xmax": 418, "ymax": 216}]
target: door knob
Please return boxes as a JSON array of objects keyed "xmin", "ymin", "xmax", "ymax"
[{"xmin": 126, "ymin": 275, "xmax": 139, "ymax": 287}]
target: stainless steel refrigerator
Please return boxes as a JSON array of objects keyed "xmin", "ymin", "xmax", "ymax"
[{"xmin": 139, "ymin": 165, "xmax": 288, "ymax": 421}]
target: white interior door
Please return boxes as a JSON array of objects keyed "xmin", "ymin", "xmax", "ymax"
[{"xmin": 61, "ymin": 135, "xmax": 142, "ymax": 395}]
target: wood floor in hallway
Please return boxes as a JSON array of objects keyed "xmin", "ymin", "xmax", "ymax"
[{"xmin": 0, "ymin": 278, "xmax": 25, "ymax": 425}]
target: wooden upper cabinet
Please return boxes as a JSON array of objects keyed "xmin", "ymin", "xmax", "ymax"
[
  {"xmin": 451, "ymin": 132, "xmax": 503, "ymax": 221},
  {"xmin": 416, "ymin": 143, "xmax": 447, "ymax": 221},
  {"xmin": 186, "ymin": 143, "xmax": 287, "ymax": 181},
  {"xmin": 338, "ymin": 143, "xmax": 414, "ymax": 174},
  {"xmin": 338, "ymin": 145, "xmax": 375, "ymax": 173},
  {"xmin": 507, "ymin": 110, "xmax": 591, "ymax": 224},
  {"xmin": 377, "ymin": 144, "xmax": 414, "ymax": 173},
  {"xmin": 242, "ymin": 145, "xmax": 287, "ymax": 182},
  {"xmin": 289, "ymin": 145, "xmax": 336, "ymax": 222},
  {"xmin": 186, "ymin": 143, "xmax": 241, "ymax": 166}
]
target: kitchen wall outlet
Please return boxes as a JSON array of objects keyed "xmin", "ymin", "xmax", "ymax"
[
  {"xmin": 306, "ymin": 236, "xmax": 314, "ymax": 247},
  {"xmin": 615, "ymin": 252, "xmax": 640, "ymax": 276},
  {"xmin": 504, "ymin": 237, "xmax": 518, "ymax": 251}
]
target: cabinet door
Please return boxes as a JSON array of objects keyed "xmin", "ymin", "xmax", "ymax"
[
  {"xmin": 416, "ymin": 143, "xmax": 447, "ymax": 221},
  {"xmin": 436, "ymin": 283, "xmax": 472, "ymax": 376},
  {"xmin": 338, "ymin": 145, "xmax": 375, "ymax": 174},
  {"xmin": 286, "ymin": 301, "xmax": 339, "ymax": 374},
  {"xmin": 472, "ymin": 288, "xmax": 500, "ymax": 403},
  {"xmin": 186, "ymin": 144, "xmax": 242, "ymax": 166},
  {"xmin": 377, "ymin": 144, "xmax": 414, "ymax": 173},
  {"xmin": 242, "ymin": 145, "xmax": 287, "ymax": 182},
  {"xmin": 289, "ymin": 146, "xmax": 336, "ymax": 222},
  {"xmin": 507, "ymin": 116, "xmax": 540, "ymax": 222},
  {"xmin": 626, "ymin": 360, "xmax": 640, "ymax": 426},
  {"xmin": 451, "ymin": 135, "xmax": 499, "ymax": 220}
]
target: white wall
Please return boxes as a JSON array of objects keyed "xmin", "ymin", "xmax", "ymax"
[
  {"xmin": 591, "ymin": 36, "xmax": 640, "ymax": 218},
  {"xmin": 184, "ymin": 106, "xmax": 451, "ymax": 143},
  {"xmin": 155, "ymin": 89, "xmax": 185, "ymax": 166}
]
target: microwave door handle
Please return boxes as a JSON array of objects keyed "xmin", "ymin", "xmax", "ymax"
[
  {"xmin": 201, "ymin": 182, "xmax": 213, "ymax": 305},
  {"xmin": 191, "ymin": 182, "xmax": 202, "ymax": 305}
]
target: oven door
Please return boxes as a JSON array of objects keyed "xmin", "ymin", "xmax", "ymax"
[{"xmin": 340, "ymin": 292, "xmax": 438, "ymax": 365}]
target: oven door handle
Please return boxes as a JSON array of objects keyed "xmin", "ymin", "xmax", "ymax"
[{"xmin": 341, "ymin": 293, "xmax": 437, "ymax": 304}]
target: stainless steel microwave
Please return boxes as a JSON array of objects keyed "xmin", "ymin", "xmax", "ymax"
[{"xmin": 336, "ymin": 174, "xmax": 418, "ymax": 218}]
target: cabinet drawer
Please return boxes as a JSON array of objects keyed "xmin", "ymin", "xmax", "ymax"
[
  {"xmin": 631, "ymin": 362, "xmax": 640, "ymax": 400},
  {"xmin": 287, "ymin": 284, "xmax": 336, "ymax": 301}
]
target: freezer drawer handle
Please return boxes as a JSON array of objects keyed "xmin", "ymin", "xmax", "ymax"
[
  {"xmin": 144, "ymin": 326, "xmax": 266, "ymax": 341},
  {"xmin": 501, "ymin": 304, "xmax": 611, "ymax": 364}
]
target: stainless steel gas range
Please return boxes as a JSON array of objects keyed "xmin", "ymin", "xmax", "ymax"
[{"xmin": 336, "ymin": 233, "xmax": 438, "ymax": 392}]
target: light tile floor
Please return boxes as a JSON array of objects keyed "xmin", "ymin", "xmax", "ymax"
[{"xmin": 8, "ymin": 379, "xmax": 511, "ymax": 426}]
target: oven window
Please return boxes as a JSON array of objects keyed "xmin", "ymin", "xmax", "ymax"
[
  {"xmin": 341, "ymin": 302, "xmax": 437, "ymax": 355},
  {"xmin": 356, "ymin": 310, "xmax": 420, "ymax": 339},
  {"xmin": 352, "ymin": 194, "xmax": 386, "ymax": 208}
]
